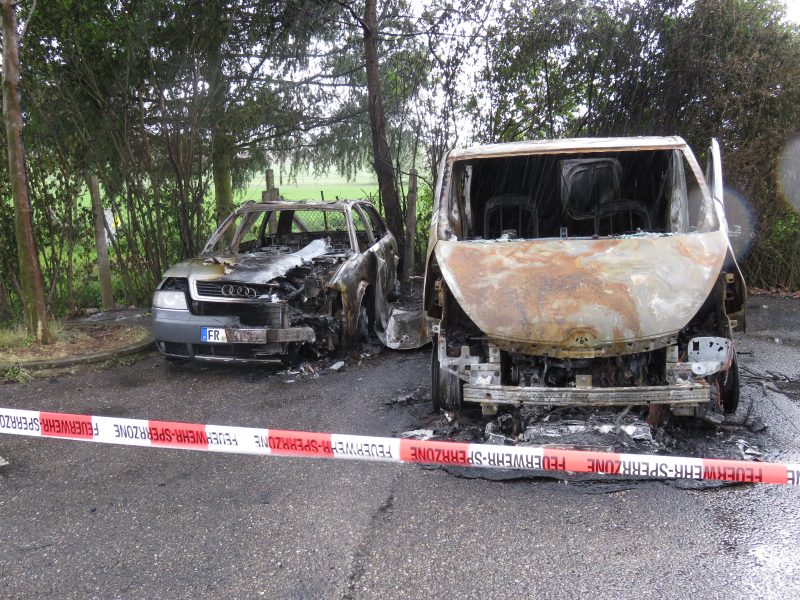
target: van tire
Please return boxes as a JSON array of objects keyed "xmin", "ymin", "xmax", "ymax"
[
  {"xmin": 721, "ymin": 352, "xmax": 740, "ymax": 414},
  {"xmin": 430, "ymin": 337, "xmax": 463, "ymax": 412}
]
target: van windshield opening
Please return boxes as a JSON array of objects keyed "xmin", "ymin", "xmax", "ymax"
[{"xmin": 449, "ymin": 149, "xmax": 717, "ymax": 240}]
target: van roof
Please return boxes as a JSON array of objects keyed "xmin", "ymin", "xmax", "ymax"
[{"xmin": 448, "ymin": 136, "xmax": 688, "ymax": 160}]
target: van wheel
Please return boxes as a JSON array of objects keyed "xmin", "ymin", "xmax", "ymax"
[
  {"xmin": 430, "ymin": 337, "xmax": 462, "ymax": 412},
  {"xmin": 721, "ymin": 352, "xmax": 740, "ymax": 414}
]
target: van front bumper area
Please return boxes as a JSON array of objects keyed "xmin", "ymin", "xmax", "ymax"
[{"xmin": 464, "ymin": 382, "xmax": 709, "ymax": 411}]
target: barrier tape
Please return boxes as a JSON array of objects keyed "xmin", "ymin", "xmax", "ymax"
[{"xmin": 1, "ymin": 407, "xmax": 798, "ymax": 485}]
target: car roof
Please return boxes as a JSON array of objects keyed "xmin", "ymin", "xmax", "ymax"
[
  {"xmin": 237, "ymin": 198, "xmax": 370, "ymax": 212},
  {"xmin": 448, "ymin": 136, "xmax": 689, "ymax": 160}
]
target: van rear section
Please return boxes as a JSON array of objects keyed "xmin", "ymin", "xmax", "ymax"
[{"xmin": 424, "ymin": 137, "xmax": 746, "ymax": 419}]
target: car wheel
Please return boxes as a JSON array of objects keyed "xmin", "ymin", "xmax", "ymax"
[
  {"xmin": 721, "ymin": 351, "xmax": 740, "ymax": 415},
  {"xmin": 356, "ymin": 304, "xmax": 371, "ymax": 343},
  {"xmin": 430, "ymin": 336, "xmax": 462, "ymax": 412}
]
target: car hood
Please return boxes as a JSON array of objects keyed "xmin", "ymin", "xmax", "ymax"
[
  {"xmin": 163, "ymin": 239, "xmax": 341, "ymax": 284},
  {"xmin": 434, "ymin": 231, "xmax": 727, "ymax": 348}
]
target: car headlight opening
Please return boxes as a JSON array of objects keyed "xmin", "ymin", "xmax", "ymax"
[{"xmin": 153, "ymin": 290, "xmax": 189, "ymax": 310}]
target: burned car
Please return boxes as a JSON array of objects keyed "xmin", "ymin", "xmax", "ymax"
[
  {"xmin": 152, "ymin": 199, "xmax": 398, "ymax": 362},
  {"xmin": 424, "ymin": 136, "xmax": 746, "ymax": 419}
]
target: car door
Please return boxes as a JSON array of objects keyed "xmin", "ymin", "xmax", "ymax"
[{"xmin": 358, "ymin": 203, "xmax": 397, "ymax": 300}]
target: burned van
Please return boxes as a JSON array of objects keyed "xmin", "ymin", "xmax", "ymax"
[{"xmin": 423, "ymin": 137, "xmax": 746, "ymax": 419}]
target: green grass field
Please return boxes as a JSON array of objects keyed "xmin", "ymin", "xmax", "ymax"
[{"xmin": 239, "ymin": 170, "xmax": 379, "ymax": 202}]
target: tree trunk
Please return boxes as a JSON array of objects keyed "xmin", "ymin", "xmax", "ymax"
[
  {"xmin": 88, "ymin": 174, "xmax": 114, "ymax": 310},
  {"xmin": 208, "ymin": 35, "xmax": 234, "ymax": 227},
  {"xmin": 1, "ymin": 0, "xmax": 52, "ymax": 343},
  {"xmin": 402, "ymin": 168, "xmax": 417, "ymax": 282},
  {"xmin": 363, "ymin": 0, "xmax": 404, "ymax": 258},
  {"xmin": 212, "ymin": 130, "xmax": 234, "ymax": 225},
  {"xmin": 0, "ymin": 279, "xmax": 13, "ymax": 322}
]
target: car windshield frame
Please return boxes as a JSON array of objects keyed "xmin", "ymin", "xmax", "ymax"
[{"xmin": 201, "ymin": 203, "xmax": 360, "ymax": 255}]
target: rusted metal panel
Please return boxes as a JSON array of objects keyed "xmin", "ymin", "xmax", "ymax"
[
  {"xmin": 464, "ymin": 383, "xmax": 709, "ymax": 406},
  {"xmin": 434, "ymin": 231, "xmax": 728, "ymax": 353}
]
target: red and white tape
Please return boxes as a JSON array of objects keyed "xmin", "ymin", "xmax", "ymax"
[{"xmin": 1, "ymin": 407, "xmax": 798, "ymax": 485}]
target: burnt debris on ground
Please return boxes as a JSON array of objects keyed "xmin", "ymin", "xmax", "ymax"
[{"xmin": 398, "ymin": 384, "xmax": 772, "ymax": 489}]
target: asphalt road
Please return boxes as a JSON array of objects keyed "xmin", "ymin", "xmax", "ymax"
[{"xmin": 1, "ymin": 295, "xmax": 799, "ymax": 599}]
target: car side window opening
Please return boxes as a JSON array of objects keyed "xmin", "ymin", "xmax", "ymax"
[
  {"xmin": 205, "ymin": 210, "xmax": 261, "ymax": 254},
  {"xmin": 361, "ymin": 204, "xmax": 388, "ymax": 239},
  {"xmin": 237, "ymin": 211, "xmax": 267, "ymax": 251},
  {"xmin": 351, "ymin": 207, "xmax": 373, "ymax": 252},
  {"xmin": 451, "ymin": 149, "xmax": 717, "ymax": 241}
]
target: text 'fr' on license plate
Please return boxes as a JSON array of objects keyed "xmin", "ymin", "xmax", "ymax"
[{"xmin": 201, "ymin": 327, "xmax": 227, "ymax": 343}]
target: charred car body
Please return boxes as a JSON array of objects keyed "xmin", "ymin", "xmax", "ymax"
[
  {"xmin": 152, "ymin": 200, "xmax": 398, "ymax": 362},
  {"xmin": 424, "ymin": 137, "xmax": 746, "ymax": 419}
]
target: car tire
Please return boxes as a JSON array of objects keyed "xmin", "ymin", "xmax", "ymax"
[
  {"xmin": 356, "ymin": 304, "xmax": 371, "ymax": 343},
  {"xmin": 430, "ymin": 336, "xmax": 462, "ymax": 412}
]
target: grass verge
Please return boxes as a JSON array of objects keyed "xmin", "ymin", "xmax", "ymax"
[{"xmin": 0, "ymin": 323, "xmax": 151, "ymax": 365}]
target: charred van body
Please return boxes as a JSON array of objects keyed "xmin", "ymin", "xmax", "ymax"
[{"xmin": 423, "ymin": 137, "xmax": 746, "ymax": 419}]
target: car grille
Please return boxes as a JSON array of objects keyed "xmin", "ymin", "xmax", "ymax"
[
  {"xmin": 195, "ymin": 280, "xmax": 273, "ymax": 299},
  {"xmin": 159, "ymin": 341, "xmax": 190, "ymax": 356},
  {"xmin": 193, "ymin": 343, "xmax": 282, "ymax": 359},
  {"xmin": 190, "ymin": 300, "xmax": 286, "ymax": 327}
]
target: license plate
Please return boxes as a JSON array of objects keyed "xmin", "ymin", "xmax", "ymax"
[{"xmin": 200, "ymin": 327, "xmax": 227, "ymax": 343}]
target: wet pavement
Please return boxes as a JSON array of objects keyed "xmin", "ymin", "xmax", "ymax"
[{"xmin": 0, "ymin": 294, "xmax": 799, "ymax": 598}]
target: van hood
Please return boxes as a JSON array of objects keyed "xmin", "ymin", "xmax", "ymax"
[{"xmin": 434, "ymin": 231, "xmax": 727, "ymax": 350}]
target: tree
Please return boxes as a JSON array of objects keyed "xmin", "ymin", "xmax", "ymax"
[
  {"xmin": 363, "ymin": 0, "xmax": 403, "ymax": 255},
  {"xmin": 1, "ymin": 0, "xmax": 52, "ymax": 342},
  {"xmin": 331, "ymin": 0, "xmax": 406, "ymax": 255},
  {"xmin": 466, "ymin": 0, "xmax": 800, "ymax": 288}
]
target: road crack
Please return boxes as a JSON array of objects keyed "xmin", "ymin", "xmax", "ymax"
[{"xmin": 339, "ymin": 475, "xmax": 398, "ymax": 600}]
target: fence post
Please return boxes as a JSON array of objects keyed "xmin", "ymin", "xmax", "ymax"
[
  {"xmin": 88, "ymin": 174, "xmax": 114, "ymax": 310},
  {"xmin": 263, "ymin": 169, "xmax": 280, "ymax": 233},
  {"xmin": 402, "ymin": 168, "xmax": 417, "ymax": 283},
  {"xmin": 263, "ymin": 169, "xmax": 279, "ymax": 202}
]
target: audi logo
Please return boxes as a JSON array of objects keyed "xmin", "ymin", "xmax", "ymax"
[{"xmin": 221, "ymin": 284, "xmax": 257, "ymax": 298}]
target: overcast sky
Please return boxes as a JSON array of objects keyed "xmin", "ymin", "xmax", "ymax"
[{"xmin": 785, "ymin": 1, "xmax": 800, "ymax": 23}]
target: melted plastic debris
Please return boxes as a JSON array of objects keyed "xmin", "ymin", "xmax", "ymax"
[
  {"xmin": 401, "ymin": 429, "xmax": 435, "ymax": 441},
  {"xmin": 385, "ymin": 387, "xmax": 427, "ymax": 406}
]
